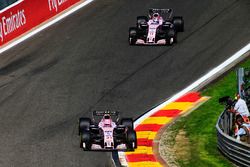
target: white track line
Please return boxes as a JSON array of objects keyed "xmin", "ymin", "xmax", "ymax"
[
  {"xmin": 134, "ymin": 43, "xmax": 250, "ymax": 127},
  {"xmin": 0, "ymin": 0, "xmax": 94, "ymax": 54}
]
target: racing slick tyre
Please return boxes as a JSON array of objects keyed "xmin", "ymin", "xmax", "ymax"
[
  {"xmin": 173, "ymin": 16, "xmax": 184, "ymax": 32},
  {"xmin": 80, "ymin": 130, "xmax": 91, "ymax": 150},
  {"xmin": 79, "ymin": 117, "xmax": 91, "ymax": 135},
  {"xmin": 121, "ymin": 118, "xmax": 134, "ymax": 129},
  {"xmin": 126, "ymin": 130, "xmax": 137, "ymax": 150},
  {"xmin": 136, "ymin": 16, "xmax": 148, "ymax": 30},
  {"xmin": 129, "ymin": 27, "xmax": 137, "ymax": 45},
  {"xmin": 166, "ymin": 29, "xmax": 177, "ymax": 45}
]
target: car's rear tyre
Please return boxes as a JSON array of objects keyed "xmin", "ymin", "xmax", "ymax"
[
  {"xmin": 173, "ymin": 16, "xmax": 184, "ymax": 32},
  {"xmin": 129, "ymin": 27, "xmax": 137, "ymax": 45},
  {"xmin": 79, "ymin": 117, "xmax": 91, "ymax": 135},
  {"xmin": 136, "ymin": 16, "xmax": 148, "ymax": 28},
  {"xmin": 80, "ymin": 130, "xmax": 91, "ymax": 150},
  {"xmin": 126, "ymin": 130, "xmax": 137, "ymax": 150},
  {"xmin": 121, "ymin": 118, "xmax": 134, "ymax": 129}
]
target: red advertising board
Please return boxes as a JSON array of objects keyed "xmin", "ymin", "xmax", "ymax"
[{"xmin": 0, "ymin": 0, "xmax": 80, "ymax": 46}]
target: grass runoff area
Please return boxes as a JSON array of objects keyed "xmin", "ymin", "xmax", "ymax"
[{"xmin": 162, "ymin": 60, "xmax": 250, "ymax": 167}]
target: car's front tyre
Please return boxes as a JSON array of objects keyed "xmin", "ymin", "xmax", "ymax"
[
  {"xmin": 129, "ymin": 27, "xmax": 137, "ymax": 45},
  {"xmin": 80, "ymin": 130, "xmax": 91, "ymax": 151},
  {"xmin": 166, "ymin": 29, "xmax": 177, "ymax": 45},
  {"xmin": 126, "ymin": 130, "xmax": 137, "ymax": 151}
]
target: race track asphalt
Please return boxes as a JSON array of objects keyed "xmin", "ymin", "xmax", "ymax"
[{"xmin": 0, "ymin": 0, "xmax": 250, "ymax": 166}]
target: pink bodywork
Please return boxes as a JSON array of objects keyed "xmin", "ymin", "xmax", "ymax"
[
  {"xmin": 98, "ymin": 120, "xmax": 117, "ymax": 148},
  {"xmin": 90, "ymin": 116, "xmax": 127, "ymax": 150},
  {"xmin": 147, "ymin": 19, "xmax": 163, "ymax": 42},
  {"xmin": 136, "ymin": 17, "xmax": 166, "ymax": 45}
]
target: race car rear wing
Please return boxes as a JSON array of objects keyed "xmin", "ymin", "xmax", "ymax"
[
  {"xmin": 149, "ymin": 8, "xmax": 173, "ymax": 20},
  {"xmin": 92, "ymin": 110, "xmax": 120, "ymax": 123},
  {"xmin": 93, "ymin": 110, "xmax": 119, "ymax": 116}
]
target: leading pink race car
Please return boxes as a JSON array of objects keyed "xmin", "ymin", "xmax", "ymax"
[
  {"xmin": 78, "ymin": 111, "xmax": 137, "ymax": 151},
  {"xmin": 129, "ymin": 8, "xmax": 184, "ymax": 45}
]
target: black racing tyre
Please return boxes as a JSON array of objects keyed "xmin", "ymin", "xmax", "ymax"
[
  {"xmin": 129, "ymin": 27, "xmax": 137, "ymax": 45},
  {"xmin": 121, "ymin": 118, "xmax": 134, "ymax": 129},
  {"xmin": 80, "ymin": 130, "xmax": 91, "ymax": 150},
  {"xmin": 137, "ymin": 16, "xmax": 148, "ymax": 30},
  {"xmin": 136, "ymin": 16, "xmax": 148, "ymax": 27},
  {"xmin": 167, "ymin": 29, "xmax": 177, "ymax": 45},
  {"xmin": 126, "ymin": 130, "xmax": 137, "ymax": 150},
  {"xmin": 173, "ymin": 16, "xmax": 184, "ymax": 32},
  {"xmin": 79, "ymin": 117, "xmax": 91, "ymax": 135}
]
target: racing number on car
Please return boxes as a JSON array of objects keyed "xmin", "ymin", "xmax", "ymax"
[{"xmin": 105, "ymin": 131, "xmax": 112, "ymax": 137}]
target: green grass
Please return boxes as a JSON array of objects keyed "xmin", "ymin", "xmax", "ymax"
[{"xmin": 171, "ymin": 59, "xmax": 250, "ymax": 167}]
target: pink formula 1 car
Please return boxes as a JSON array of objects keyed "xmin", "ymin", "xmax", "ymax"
[
  {"xmin": 78, "ymin": 111, "xmax": 137, "ymax": 151},
  {"xmin": 129, "ymin": 8, "xmax": 184, "ymax": 45}
]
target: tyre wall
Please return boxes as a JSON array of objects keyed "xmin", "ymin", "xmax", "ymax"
[{"xmin": 0, "ymin": 0, "xmax": 80, "ymax": 46}]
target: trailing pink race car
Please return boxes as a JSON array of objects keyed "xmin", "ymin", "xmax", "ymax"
[
  {"xmin": 129, "ymin": 8, "xmax": 184, "ymax": 45},
  {"xmin": 78, "ymin": 111, "xmax": 137, "ymax": 151}
]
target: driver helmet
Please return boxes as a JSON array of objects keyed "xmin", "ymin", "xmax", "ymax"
[
  {"xmin": 153, "ymin": 13, "xmax": 160, "ymax": 21},
  {"xmin": 103, "ymin": 114, "xmax": 111, "ymax": 126}
]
